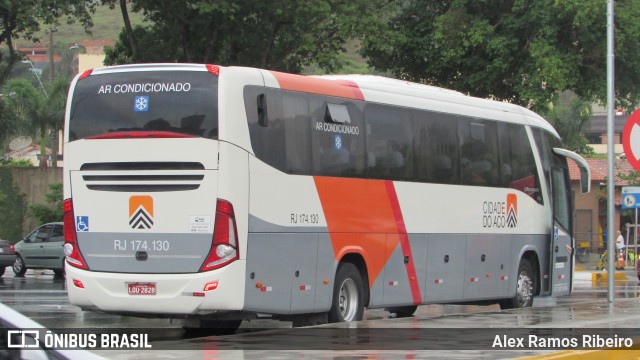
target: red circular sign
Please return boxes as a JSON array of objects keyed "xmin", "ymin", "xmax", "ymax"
[{"xmin": 622, "ymin": 109, "xmax": 640, "ymax": 171}]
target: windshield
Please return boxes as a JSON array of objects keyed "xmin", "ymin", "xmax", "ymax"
[{"xmin": 68, "ymin": 70, "xmax": 218, "ymax": 141}]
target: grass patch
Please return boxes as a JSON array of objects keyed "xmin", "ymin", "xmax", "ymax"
[{"xmin": 19, "ymin": 5, "xmax": 145, "ymax": 49}]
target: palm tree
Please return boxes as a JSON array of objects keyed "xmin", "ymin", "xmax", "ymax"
[
  {"xmin": 1, "ymin": 77, "xmax": 69, "ymax": 167},
  {"xmin": 42, "ymin": 77, "xmax": 70, "ymax": 167}
]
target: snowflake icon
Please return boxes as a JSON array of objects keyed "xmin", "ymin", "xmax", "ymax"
[
  {"xmin": 334, "ymin": 135, "xmax": 342, "ymax": 150},
  {"xmin": 134, "ymin": 96, "xmax": 149, "ymax": 112}
]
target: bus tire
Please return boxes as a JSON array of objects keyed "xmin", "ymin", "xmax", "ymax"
[
  {"xmin": 501, "ymin": 258, "xmax": 535, "ymax": 309},
  {"xmin": 386, "ymin": 305, "xmax": 418, "ymax": 318},
  {"xmin": 328, "ymin": 262, "xmax": 365, "ymax": 323}
]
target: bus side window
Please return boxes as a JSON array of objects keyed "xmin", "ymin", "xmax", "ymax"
[
  {"xmin": 507, "ymin": 124, "xmax": 542, "ymax": 204},
  {"xmin": 459, "ymin": 119, "xmax": 499, "ymax": 186},
  {"xmin": 246, "ymin": 87, "xmax": 286, "ymax": 171},
  {"xmin": 245, "ymin": 87, "xmax": 312, "ymax": 175},
  {"xmin": 415, "ymin": 111, "xmax": 459, "ymax": 185},
  {"xmin": 365, "ymin": 104, "xmax": 413, "ymax": 181},
  {"xmin": 534, "ymin": 128, "xmax": 565, "ymax": 203},
  {"xmin": 497, "ymin": 122, "xmax": 513, "ymax": 186},
  {"xmin": 310, "ymin": 95, "xmax": 365, "ymax": 177},
  {"xmin": 281, "ymin": 91, "xmax": 311, "ymax": 174}
]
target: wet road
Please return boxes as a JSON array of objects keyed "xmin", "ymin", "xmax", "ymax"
[
  {"xmin": 2, "ymin": 269, "xmax": 640, "ymax": 359},
  {"xmin": 0, "ymin": 270, "xmax": 180, "ymax": 333}
]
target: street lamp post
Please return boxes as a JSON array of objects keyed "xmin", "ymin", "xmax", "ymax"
[
  {"xmin": 68, "ymin": 44, "xmax": 80, "ymax": 77},
  {"xmin": 21, "ymin": 60, "xmax": 48, "ymax": 98},
  {"xmin": 21, "ymin": 60, "xmax": 52, "ymax": 167}
]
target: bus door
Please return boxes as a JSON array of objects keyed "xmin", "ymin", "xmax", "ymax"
[{"xmin": 549, "ymin": 165, "xmax": 573, "ymax": 296}]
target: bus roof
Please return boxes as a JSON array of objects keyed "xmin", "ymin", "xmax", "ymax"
[
  {"xmin": 77, "ymin": 63, "xmax": 559, "ymax": 138},
  {"xmin": 315, "ymin": 74, "xmax": 559, "ymax": 137},
  {"xmin": 88, "ymin": 63, "xmax": 209, "ymax": 75}
]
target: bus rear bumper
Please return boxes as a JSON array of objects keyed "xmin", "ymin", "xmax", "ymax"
[{"xmin": 65, "ymin": 260, "xmax": 246, "ymax": 316}]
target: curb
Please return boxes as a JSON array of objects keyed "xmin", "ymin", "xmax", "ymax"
[
  {"xmin": 591, "ymin": 271, "xmax": 629, "ymax": 285},
  {"xmin": 521, "ymin": 349, "xmax": 640, "ymax": 359},
  {"xmin": 520, "ymin": 270, "xmax": 638, "ymax": 358}
]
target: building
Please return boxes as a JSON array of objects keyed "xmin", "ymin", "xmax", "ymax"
[
  {"xmin": 76, "ymin": 39, "xmax": 113, "ymax": 73},
  {"xmin": 16, "ymin": 45, "xmax": 62, "ymax": 77},
  {"xmin": 569, "ymin": 158, "xmax": 636, "ymax": 252},
  {"xmin": 4, "ymin": 143, "xmax": 52, "ymax": 167},
  {"xmin": 582, "ymin": 106, "xmax": 627, "ymax": 155}
]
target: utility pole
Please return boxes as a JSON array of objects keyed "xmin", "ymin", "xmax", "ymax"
[
  {"xmin": 606, "ymin": 0, "xmax": 615, "ymax": 302},
  {"xmin": 48, "ymin": 28, "xmax": 57, "ymax": 81}
]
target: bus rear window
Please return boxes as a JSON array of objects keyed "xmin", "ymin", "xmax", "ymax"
[{"xmin": 68, "ymin": 70, "xmax": 218, "ymax": 141}]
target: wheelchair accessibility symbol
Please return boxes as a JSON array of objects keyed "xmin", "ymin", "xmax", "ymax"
[
  {"xmin": 623, "ymin": 194, "xmax": 636, "ymax": 208},
  {"xmin": 76, "ymin": 216, "xmax": 89, "ymax": 232}
]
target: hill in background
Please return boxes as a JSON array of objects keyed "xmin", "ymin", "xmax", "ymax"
[
  {"xmin": 15, "ymin": 4, "xmax": 372, "ymax": 75},
  {"xmin": 19, "ymin": 5, "xmax": 144, "ymax": 51}
]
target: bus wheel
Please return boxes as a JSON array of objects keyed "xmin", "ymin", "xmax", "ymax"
[
  {"xmin": 501, "ymin": 259, "xmax": 535, "ymax": 309},
  {"xmin": 386, "ymin": 305, "xmax": 418, "ymax": 318},
  {"xmin": 329, "ymin": 262, "xmax": 364, "ymax": 323}
]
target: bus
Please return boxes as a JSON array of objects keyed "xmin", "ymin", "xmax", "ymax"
[{"xmin": 62, "ymin": 63, "xmax": 590, "ymax": 329}]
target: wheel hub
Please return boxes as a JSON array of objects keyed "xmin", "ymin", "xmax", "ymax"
[
  {"xmin": 516, "ymin": 271, "xmax": 532, "ymax": 306},
  {"xmin": 338, "ymin": 278, "xmax": 358, "ymax": 321}
]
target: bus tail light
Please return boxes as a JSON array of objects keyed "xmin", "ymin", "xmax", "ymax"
[
  {"xmin": 63, "ymin": 199, "xmax": 89, "ymax": 270},
  {"xmin": 78, "ymin": 69, "xmax": 93, "ymax": 80},
  {"xmin": 206, "ymin": 64, "xmax": 220, "ymax": 76},
  {"xmin": 86, "ymin": 131, "xmax": 195, "ymax": 140},
  {"xmin": 200, "ymin": 199, "xmax": 238, "ymax": 272}
]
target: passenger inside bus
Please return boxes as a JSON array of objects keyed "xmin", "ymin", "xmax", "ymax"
[{"xmin": 461, "ymin": 139, "xmax": 494, "ymax": 185}]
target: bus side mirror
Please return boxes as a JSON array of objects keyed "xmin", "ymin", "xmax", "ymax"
[
  {"xmin": 580, "ymin": 171, "xmax": 589, "ymax": 194},
  {"xmin": 553, "ymin": 148, "xmax": 591, "ymax": 194}
]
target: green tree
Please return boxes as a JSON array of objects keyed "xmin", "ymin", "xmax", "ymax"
[
  {"xmin": 0, "ymin": 158, "xmax": 33, "ymax": 167},
  {"xmin": 0, "ymin": 0, "xmax": 95, "ymax": 85},
  {"xmin": 0, "ymin": 168, "xmax": 26, "ymax": 241},
  {"xmin": 29, "ymin": 183, "xmax": 63, "ymax": 224},
  {"xmin": 1, "ymin": 79, "xmax": 46, "ymax": 160},
  {"xmin": 104, "ymin": 0, "xmax": 383, "ymax": 73},
  {"xmin": 0, "ymin": 92, "xmax": 19, "ymax": 143},
  {"xmin": 43, "ymin": 77, "xmax": 71, "ymax": 167},
  {"xmin": 1, "ymin": 78, "xmax": 68, "ymax": 166},
  {"xmin": 1, "ymin": 79, "xmax": 44, "ymax": 145},
  {"xmin": 361, "ymin": 0, "xmax": 640, "ymax": 112},
  {"xmin": 101, "ymin": 0, "xmax": 140, "ymax": 60},
  {"xmin": 544, "ymin": 94, "xmax": 593, "ymax": 154}
]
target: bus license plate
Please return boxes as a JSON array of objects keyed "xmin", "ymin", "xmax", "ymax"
[{"xmin": 128, "ymin": 283, "xmax": 156, "ymax": 295}]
